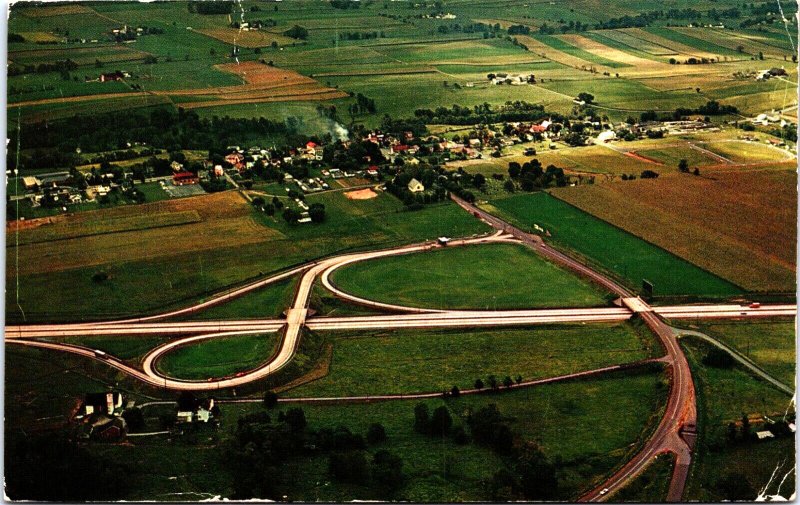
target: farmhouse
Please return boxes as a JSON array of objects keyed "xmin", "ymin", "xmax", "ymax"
[
  {"xmin": 408, "ymin": 178, "xmax": 425, "ymax": 193},
  {"xmin": 76, "ymin": 392, "xmax": 124, "ymax": 419},
  {"xmin": 176, "ymin": 397, "xmax": 217, "ymax": 424},
  {"xmin": 173, "ymin": 171, "xmax": 199, "ymax": 185}
]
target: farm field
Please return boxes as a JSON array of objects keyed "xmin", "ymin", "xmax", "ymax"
[
  {"xmin": 331, "ymin": 242, "xmax": 609, "ymax": 310},
  {"xmin": 287, "ymin": 323, "xmax": 655, "ymax": 397},
  {"xmin": 688, "ymin": 319, "xmax": 795, "ymax": 386},
  {"xmin": 484, "ymin": 192, "xmax": 743, "ymax": 298},
  {"xmin": 551, "ymin": 168, "xmax": 797, "ymax": 292},
  {"xmin": 155, "ymin": 333, "xmax": 280, "ymax": 381},
  {"xmin": 6, "ymin": 193, "xmax": 489, "ymax": 323}
]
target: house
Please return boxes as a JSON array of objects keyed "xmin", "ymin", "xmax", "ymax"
[
  {"xmin": 176, "ymin": 397, "xmax": 216, "ymax": 424},
  {"xmin": 100, "ymin": 71, "xmax": 125, "ymax": 82},
  {"xmin": 755, "ymin": 430, "xmax": 775, "ymax": 440},
  {"xmin": 170, "ymin": 161, "xmax": 184, "ymax": 173},
  {"xmin": 597, "ymin": 130, "xmax": 616, "ymax": 143},
  {"xmin": 366, "ymin": 166, "xmax": 379, "ymax": 178},
  {"xmin": 392, "ymin": 144, "xmax": 410, "ymax": 154},
  {"xmin": 173, "ymin": 171, "xmax": 199, "ymax": 185},
  {"xmin": 21, "ymin": 176, "xmax": 40, "ymax": 191},
  {"xmin": 77, "ymin": 392, "xmax": 124, "ymax": 419},
  {"xmin": 407, "ymin": 178, "xmax": 425, "ymax": 193},
  {"xmin": 304, "ymin": 141, "xmax": 323, "ymax": 160},
  {"xmin": 214, "ymin": 165, "xmax": 225, "ymax": 177},
  {"xmin": 225, "ymin": 152, "xmax": 244, "ymax": 166}
]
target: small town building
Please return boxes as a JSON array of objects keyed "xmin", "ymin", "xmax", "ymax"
[
  {"xmin": 407, "ymin": 178, "xmax": 425, "ymax": 193},
  {"xmin": 77, "ymin": 392, "xmax": 124, "ymax": 419},
  {"xmin": 173, "ymin": 171, "xmax": 199, "ymax": 185}
]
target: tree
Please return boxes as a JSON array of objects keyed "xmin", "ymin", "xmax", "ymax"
[
  {"xmin": 284, "ymin": 407, "xmax": 306, "ymax": 431},
  {"xmin": 372, "ymin": 450, "xmax": 404, "ymax": 494},
  {"xmin": 488, "ymin": 375, "xmax": 498, "ymax": 390},
  {"xmin": 284, "ymin": 25, "xmax": 309, "ymax": 40},
  {"xmin": 429, "ymin": 406, "xmax": 453, "ymax": 437},
  {"xmin": 474, "ymin": 378, "xmax": 484, "ymax": 390},
  {"xmin": 450, "ymin": 385, "xmax": 460, "ymax": 397},
  {"xmin": 473, "ymin": 173, "xmax": 486, "ymax": 188},
  {"xmin": 328, "ymin": 452, "xmax": 367, "ymax": 483},
  {"xmin": 508, "ymin": 161, "xmax": 521, "ymax": 178},
  {"xmin": 309, "ymin": 202, "xmax": 326, "ymax": 223},
  {"xmin": 413, "ymin": 403, "xmax": 430, "ymax": 434},
  {"xmin": 693, "ymin": 168, "xmax": 700, "ymax": 176},
  {"xmin": 716, "ymin": 472, "xmax": 756, "ymax": 501},
  {"xmin": 740, "ymin": 413, "xmax": 751, "ymax": 440},
  {"xmin": 577, "ymin": 91, "xmax": 594, "ymax": 104},
  {"xmin": 263, "ymin": 391, "xmax": 278, "ymax": 408},
  {"xmin": 122, "ymin": 407, "xmax": 145, "ymax": 431},
  {"xmin": 282, "ymin": 207, "xmax": 300, "ymax": 225},
  {"xmin": 367, "ymin": 423, "xmax": 387, "ymax": 444},
  {"xmin": 678, "ymin": 158, "xmax": 689, "ymax": 173},
  {"xmin": 503, "ymin": 376, "xmax": 514, "ymax": 388},
  {"xmin": 640, "ymin": 170, "xmax": 659, "ymax": 179},
  {"xmin": 503, "ymin": 179, "xmax": 515, "ymax": 192},
  {"xmin": 517, "ymin": 442, "xmax": 558, "ymax": 500},
  {"xmin": 727, "ymin": 421, "xmax": 738, "ymax": 442},
  {"xmin": 515, "ymin": 375, "xmax": 523, "ymax": 385}
]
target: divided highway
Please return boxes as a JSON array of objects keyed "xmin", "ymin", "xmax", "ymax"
[{"xmin": 5, "ymin": 197, "xmax": 796, "ymax": 499}]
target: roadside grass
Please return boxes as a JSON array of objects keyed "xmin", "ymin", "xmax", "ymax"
[
  {"xmin": 612, "ymin": 452, "xmax": 674, "ymax": 502},
  {"xmin": 54, "ymin": 335, "xmax": 170, "ymax": 363},
  {"xmin": 682, "ymin": 339, "xmax": 795, "ymax": 501},
  {"xmin": 686, "ymin": 318, "xmax": 795, "ymax": 386},
  {"xmin": 485, "ymin": 192, "xmax": 743, "ymax": 297},
  {"xmin": 550, "ymin": 169, "xmax": 796, "ymax": 292},
  {"xmin": 286, "ymin": 322, "xmax": 656, "ymax": 397},
  {"xmin": 155, "ymin": 333, "xmax": 280, "ymax": 381},
  {"xmin": 330, "ymin": 242, "xmax": 610, "ymax": 310},
  {"xmin": 182, "ymin": 275, "xmax": 298, "ymax": 321}
]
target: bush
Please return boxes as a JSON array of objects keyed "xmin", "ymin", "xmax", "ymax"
[
  {"xmin": 367, "ymin": 423, "xmax": 387, "ymax": 444},
  {"xmin": 328, "ymin": 452, "xmax": 367, "ymax": 483}
]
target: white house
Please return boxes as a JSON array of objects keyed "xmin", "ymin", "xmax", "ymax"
[{"xmin": 408, "ymin": 178, "xmax": 425, "ymax": 193}]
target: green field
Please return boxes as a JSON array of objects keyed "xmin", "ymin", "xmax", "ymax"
[
  {"xmin": 288, "ymin": 323, "xmax": 655, "ymax": 397},
  {"xmin": 689, "ymin": 319, "xmax": 795, "ymax": 385},
  {"xmin": 331, "ymin": 242, "xmax": 609, "ymax": 310},
  {"xmin": 155, "ymin": 333, "xmax": 280, "ymax": 380},
  {"xmin": 484, "ymin": 193, "xmax": 743, "ymax": 297}
]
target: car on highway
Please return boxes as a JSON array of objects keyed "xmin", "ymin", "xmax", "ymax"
[
  {"xmin": 749, "ymin": 302, "xmax": 761, "ymax": 309},
  {"xmin": 600, "ymin": 488, "xmax": 609, "ymax": 496}
]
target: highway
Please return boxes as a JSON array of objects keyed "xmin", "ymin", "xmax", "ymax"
[{"xmin": 5, "ymin": 197, "xmax": 797, "ymax": 497}]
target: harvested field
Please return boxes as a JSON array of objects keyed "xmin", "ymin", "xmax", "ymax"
[
  {"xmin": 9, "ymin": 45, "xmax": 152, "ymax": 66},
  {"xmin": 559, "ymin": 34, "xmax": 665, "ymax": 69},
  {"xmin": 7, "ymin": 192, "xmax": 280, "ymax": 276},
  {"xmin": 196, "ymin": 28, "xmax": 295, "ymax": 48},
  {"xmin": 552, "ymin": 168, "xmax": 797, "ymax": 291},
  {"xmin": 598, "ymin": 30, "xmax": 677, "ymax": 56},
  {"xmin": 513, "ymin": 35, "xmax": 603, "ymax": 71},
  {"xmin": 15, "ymin": 32, "xmax": 63, "ymax": 43},
  {"xmin": 343, "ymin": 188, "xmax": 378, "ymax": 200}
]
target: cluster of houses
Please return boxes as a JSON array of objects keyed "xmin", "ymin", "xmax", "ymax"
[
  {"xmin": 19, "ymin": 171, "xmax": 123, "ymax": 209},
  {"xmin": 487, "ymin": 72, "xmax": 537, "ymax": 86},
  {"xmin": 72, "ymin": 391, "xmax": 219, "ymax": 442}
]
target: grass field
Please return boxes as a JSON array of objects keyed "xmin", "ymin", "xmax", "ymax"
[
  {"xmin": 184, "ymin": 275, "xmax": 298, "ymax": 321},
  {"xmin": 688, "ymin": 319, "xmax": 795, "ymax": 385},
  {"xmin": 155, "ymin": 333, "xmax": 280, "ymax": 380},
  {"xmin": 551, "ymin": 169, "xmax": 796, "ymax": 292},
  {"xmin": 612, "ymin": 452, "xmax": 674, "ymax": 502},
  {"xmin": 288, "ymin": 323, "xmax": 655, "ymax": 397},
  {"xmin": 331, "ymin": 242, "xmax": 609, "ymax": 310},
  {"xmin": 484, "ymin": 192, "xmax": 742, "ymax": 297}
]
